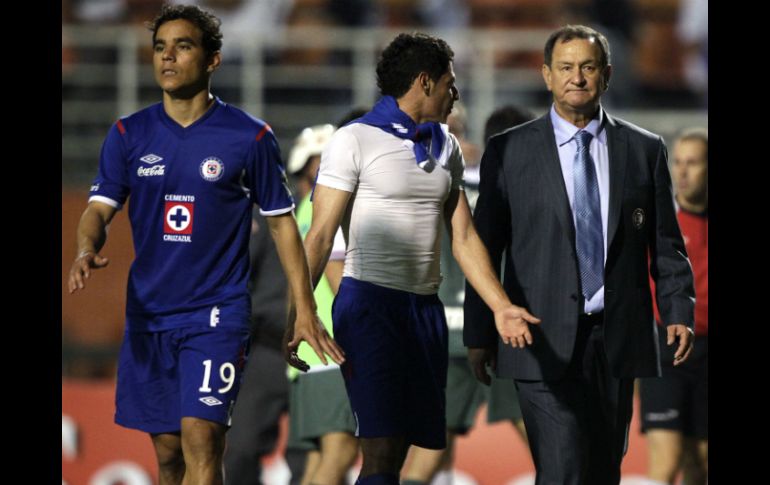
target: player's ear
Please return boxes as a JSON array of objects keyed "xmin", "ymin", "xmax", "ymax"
[{"xmin": 206, "ymin": 51, "xmax": 221, "ymax": 74}]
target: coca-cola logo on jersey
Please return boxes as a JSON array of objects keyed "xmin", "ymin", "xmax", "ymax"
[{"xmin": 137, "ymin": 165, "xmax": 166, "ymax": 177}]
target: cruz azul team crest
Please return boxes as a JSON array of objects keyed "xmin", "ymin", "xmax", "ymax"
[{"xmin": 200, "ymin": 157, "xmax": 224, "ymax": 182}]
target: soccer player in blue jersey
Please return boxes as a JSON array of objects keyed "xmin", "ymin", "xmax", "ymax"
[{"xmin": 67, "ymin": 5, "xmax": 343, "ymax": 485}]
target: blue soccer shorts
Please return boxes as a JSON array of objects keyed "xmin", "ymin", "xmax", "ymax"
[
  {"xmin": 115, "ymin": 325, "xmax": 250, "ymax": 434},
  {"xmin": 332, "ymin": 277, "xmax": 448, "ymax": 449}
]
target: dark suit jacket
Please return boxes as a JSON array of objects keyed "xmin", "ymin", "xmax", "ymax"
[{"xmin": 464, "ymin": 110, "xmax": 695, "ymax": 380}]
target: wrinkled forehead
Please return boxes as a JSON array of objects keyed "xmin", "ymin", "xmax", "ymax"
[{"xmin": 553, "ymin": 37, "xmax": 603, "ymax": 61}]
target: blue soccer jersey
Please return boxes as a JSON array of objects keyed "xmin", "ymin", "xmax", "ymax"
[{"xmin": 89, "ymin": 98, "xmax": 294, "ymax": 331}]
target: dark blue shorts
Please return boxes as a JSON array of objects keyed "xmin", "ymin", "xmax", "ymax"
[
  {"xmin": 115, "ymin": 325, "xmax": 250, "ymax": 434},
  {"xmin": 332, "ymin": 277, "xmax": 448, "ymax": 449}
]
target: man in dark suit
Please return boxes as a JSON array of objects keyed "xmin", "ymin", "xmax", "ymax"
[{"xmin": 464, "ymin": 25, "xmax": 696, "ymax": 485}]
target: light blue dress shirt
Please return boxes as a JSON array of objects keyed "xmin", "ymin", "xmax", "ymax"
[{"xmin": 550, "ymin": 105, "xmax": 609, "ymax": 314}]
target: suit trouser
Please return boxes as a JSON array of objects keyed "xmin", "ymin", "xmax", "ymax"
[{"xmin": 515, "ymin": 314, "xmax": 634, "ymax": 485}]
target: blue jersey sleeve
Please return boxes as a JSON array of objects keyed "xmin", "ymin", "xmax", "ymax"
[
  {"xmin": 248, "ymin": 127, "xmax": 295, "ymax": 216},
  {"xmin": 89, "ymin": 121, "xmax": 130, "ymax": 209}
]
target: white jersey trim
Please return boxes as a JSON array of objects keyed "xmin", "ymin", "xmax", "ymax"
[
  {"xmin": 88, "ymin": 195, "xmax": 123, "ymax": 210},
  {"xmin": 315, "ymin": 178, "xmax": 356, "ymax": 193},
  {"xmin": 260, "ymin": 204, "xmax": 295, "ymax": 216}
]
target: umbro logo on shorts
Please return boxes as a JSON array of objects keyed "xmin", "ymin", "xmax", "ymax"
[
  {"xmin": 644, "ymin": 409, "xmax": 679, "ymax": 422},
  {"xmin": 199, "ymin": 396, "xmax": 223, "ymax": 406}
]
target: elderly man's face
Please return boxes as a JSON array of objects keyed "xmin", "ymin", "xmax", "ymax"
[{"xmin": 542, "ymin": 38, "xmax": 610, "ymax": 117}]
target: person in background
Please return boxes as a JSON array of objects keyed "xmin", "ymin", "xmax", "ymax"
[
  {"xmin": 640, "ymin": 128, "xmax": 708, "ymax": 485},
  {"xmin": 285, "ymin": 122, "xmax": 359, "ymax": 485}
]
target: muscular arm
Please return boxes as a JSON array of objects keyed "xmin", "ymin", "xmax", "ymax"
[
  {"xmin": 445, "ymin": 188, "xmax": 540, "ymax": 385},
  {"xmin": 266, "ymin": 212, "xmax": 345, "ymax": 368},
  {"xmin": 302, "ymin": 184, "xmax": 352, "ymax": 290},
  {"xmin": 324, "ymin": 260, "xmax": 344, "ymax": 295},
  {"xmin": 444, "ymin": 189, "xmax": 540, "ymax": 346},
  {"xmin": 279, "ymin": 185, "xmax": 350, "ymax": 370},
  {"xmin": 67, "ymin": 201, "xmax": 118, "ymax": 293}
]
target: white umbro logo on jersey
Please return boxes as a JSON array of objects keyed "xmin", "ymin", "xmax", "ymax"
[
  {"xmin": 140, "ymin": 154, "xmax": 163, "ymax": 164},
  {"xmin": 200, "ymin": 396, "xmax": 223, "ymax": 406},
  {"xmin": 391, "ymin": 123, "xmax": 409, "ymax": 134}
]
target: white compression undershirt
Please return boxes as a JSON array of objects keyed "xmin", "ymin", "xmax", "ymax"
[{"xmin": 316, "ymin": 123, "xmax": 465, "ymax": 295}]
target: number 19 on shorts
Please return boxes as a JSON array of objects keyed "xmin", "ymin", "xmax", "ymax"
[{"xmin": 198, "ymin": 359, "xmax": 236, "ymax": 393}]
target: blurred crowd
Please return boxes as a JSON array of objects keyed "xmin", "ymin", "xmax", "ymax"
[{"xmin": 63, "ymin": 0, "xmax": 707, "ymax": 108}]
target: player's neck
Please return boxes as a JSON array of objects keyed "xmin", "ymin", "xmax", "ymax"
[
  {"xmin": 395, "ymin": 95, "xmax": 422, "ymax": 124},
  {"xmin": 162, "ymin": 90, "xmax": 215, "ymax": 128}
]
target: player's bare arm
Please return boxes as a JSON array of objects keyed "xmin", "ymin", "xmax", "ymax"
[
  {"xmin": 267, "ymin": 211, "xmax": 345, "ymax": 369},
  {"xmin": 68, "ymin": 201, "xmax": 118, "ymax": 293},
  {"xmin": 283, "ymin": 184, "xmax": 351, "ymax": 370},
  {"xmin": 443, "ymin": 189, "xmax": 541, "ymax": 348},
  {"xmin": 302, "ymin": 184, "xmax": 352, "ymax": 289}
]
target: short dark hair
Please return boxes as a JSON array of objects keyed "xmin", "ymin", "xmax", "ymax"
[
  {"xmin": 676, "ymin": 127, "xmax": 708, "ymax": 161},
  {"xmin": 544, "ymin": 25, "xmax": 611, "ymax": 68},
  {"xmin": 148, "ymin": 4, "xmax": 223, "ymax": 56},
  {"xmin": 484, "ymin": 105, "xmax": 535, "ymax": 142},
  {"xmin": 376, "ymin": 33, "xmax": 454, "ymax": 98}
]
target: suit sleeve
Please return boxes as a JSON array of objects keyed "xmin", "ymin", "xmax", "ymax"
[
  {"xmin": 464, "ymin": 136, "xmax": 512, "ymax": 347},
  {"xmin": 649, "ymin": 136, "xmax": 695, "ymax": 327}
]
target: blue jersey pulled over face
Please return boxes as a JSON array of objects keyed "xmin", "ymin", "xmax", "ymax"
[{"xmin": 89, "ymin": 98, "xmax": 294, "ymax": 331}]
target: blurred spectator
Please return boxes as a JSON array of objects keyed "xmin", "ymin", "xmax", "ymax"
[
  {"xmin": 284, "ymin": 123, "xmax": 358, "ymax": 485},
  {"xmin": 71, "ymin": 0, "xmax": 126, "ymax": 24},
  {"xmin": 224, "ymin": 206, "xmax": 305, "ymax": 485},
  {"xmin": 328, "ymin": 0, "xmax": 378, "ymax": 26},
  {"xmin": 640, "ymin": 128, "xmax": 708, "ymax": 485},
  {"xmin": 446, "ymin": 102, "xmax": 480, "ymax": 168},
  {"xmin": 173, "ymin": 0, "xmax": 295, "ymax": 59},
  {"xmin": 677, "ymin": 0, "xmax": 708, "ymax": 105}
]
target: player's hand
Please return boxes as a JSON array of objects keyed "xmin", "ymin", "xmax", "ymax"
[
  {"xmin": 284, "ymin": 308, "xmax": 345, "ymax": 371},
  {"xmin": 68, "ymin": 251, "xmax": 109, "ymax": 293},
  {"xmin": 667, "ymin": 324, "xmax": 694, "ymax": 366},
  {"xmin": 494, "ymin": 304, "xmax": 541, "ymax": 348},
  {"xmin": 468, "ymin": 347, "xmax": 496, "ymax": 385},
  {"xmin": 283, "ymin": 315, "xmax": 310, "ymax": 372}
]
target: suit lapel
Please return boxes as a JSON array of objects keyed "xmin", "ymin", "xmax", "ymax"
[
  {"xmin": 533, "ymin": 114, "xmax": 576, "ymax": 251},
  {"xmin": 604, "ymin": 112, "xmax": 627, "ymax": 248}
]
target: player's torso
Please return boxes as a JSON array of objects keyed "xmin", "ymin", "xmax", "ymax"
[
  {"xmin": 343, "ymin": 124, "xmax": 459, "ymax": 294},
  {"xmin": 125, "ymin": 117, "xmax": 253, "ymax": 246}
]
